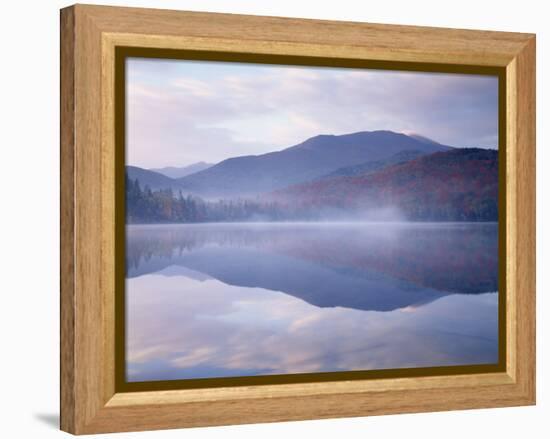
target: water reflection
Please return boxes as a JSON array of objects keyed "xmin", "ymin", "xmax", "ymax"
[{"xmin": 126, "ymin": 223, "xmax": 499, "ymax": 382}]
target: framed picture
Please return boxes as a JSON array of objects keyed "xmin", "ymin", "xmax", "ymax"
[{"xmin": 60, "ymin": 4, "xmax": 536, "ymax": 434}]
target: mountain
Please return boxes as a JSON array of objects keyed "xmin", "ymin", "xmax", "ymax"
[
  {"xmin": 150, "ymin": 161, "xmax": 213, "ymax": 179},
  {"xmin": 271, "ymin": 148, "xmax": 498, "ymax": 221},
  {"xmin": 176, "ymin": 131, "xmax": 452, "ymax": 198},
  {"xmin": 319, "ymin": 149, "xmax": 426, "ymax": 179},
  {"xmin": 126, "ymin": 166, "xmax": 183, "ymax": 192}
]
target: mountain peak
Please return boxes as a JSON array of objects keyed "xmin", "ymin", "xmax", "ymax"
[
  {"xmin": 176, "ymin": 129, "xmax": 452, "ymax": 198},
  {"xmin": 297, "ymin": 130, "xmax": 412, "ymax": 149}
]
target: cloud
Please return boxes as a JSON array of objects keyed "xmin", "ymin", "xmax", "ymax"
[
  {"xmin": 126, "ymin": 59, "xmax": 498, "ymax": 168},
  {"xmin": 126, "ymin": 272, "xmax": 498, "ymax": 381}
]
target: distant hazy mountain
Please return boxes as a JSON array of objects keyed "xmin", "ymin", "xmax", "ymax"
[
  {"xmin": 177, "ymin": 131, "xmax": 452, "ymax": 198},
  {"xmin": 126, "ymin": 166, "xmax": 183, "ymax": 192},
  {"xmin": 319, "ymin": 149, "xmax": 426, "ymax": 180},
  {"xmin": 150, "ymin": 161, "xmax": 213, "ymax": 179},
  {"xmin": 272, "ymin": 148, "xmax": 498, "ymax": 221}
]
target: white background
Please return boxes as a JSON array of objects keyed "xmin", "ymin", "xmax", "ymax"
[{"xmin": 0, "ymin": 0, "xmax": 547, "ymax": 437}]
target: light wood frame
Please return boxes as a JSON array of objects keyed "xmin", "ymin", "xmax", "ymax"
[{"xmin": 60, "ymin": 4, "xmax": 536, "ymax": 435}]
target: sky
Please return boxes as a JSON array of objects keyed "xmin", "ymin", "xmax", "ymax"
[{"xmin": 126, "ymin": 58, "xmax": 499, "ymax": 169}]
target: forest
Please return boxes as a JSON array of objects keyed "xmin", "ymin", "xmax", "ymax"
[
  {"xmin": 126, "ymin": 169, "xmax": 498, "ymax": 224},
  {"xmin": 126, "ymin": 176, "xmax": 288, "ymax": 223}
]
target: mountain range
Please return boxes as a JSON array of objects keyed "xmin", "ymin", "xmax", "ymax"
[
  {"xmin": 125, "ymin": 130, "xmax": 498, "ymax": 222},
  {"xmin": 174, "ymin": 130, "xmax": 451, "ymax": 198},
  {"xmin": 127, "ymin": 130, "xmax": 452, "ymax": 198}
]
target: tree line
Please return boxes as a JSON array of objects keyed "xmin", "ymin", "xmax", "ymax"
[
  {"xmin": 126, "ymin": 175, "xmax": 497, "ymax": 224},
  {"xmin": 126, "ymin": 176, "xmax": 288, "ymax": 223}
]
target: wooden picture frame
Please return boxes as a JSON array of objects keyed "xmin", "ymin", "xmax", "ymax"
[{"xmin": 60, "ymin": 4, "xmax": 536, "ymax": 435}]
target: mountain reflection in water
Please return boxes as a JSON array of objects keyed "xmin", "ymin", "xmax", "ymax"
[{"xmin": 125, "ymin": 222, "xmax": 499, "ymax": 382}]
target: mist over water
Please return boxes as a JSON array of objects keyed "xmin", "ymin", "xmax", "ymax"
[{"xmin": 125, "ymin": 222, "xmax": 499, "ymax": 382}]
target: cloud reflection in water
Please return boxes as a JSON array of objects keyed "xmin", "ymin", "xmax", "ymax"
[{"xmin": 126, "ymin": 223, "xmax": 498, "ymax": 382}]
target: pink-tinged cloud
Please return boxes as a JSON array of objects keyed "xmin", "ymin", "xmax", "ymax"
[{"xmin": 127, "ymin": 58, "xmax": 498, "ymax": 168}]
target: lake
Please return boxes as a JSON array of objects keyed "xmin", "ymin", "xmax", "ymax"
[{"xmin": 125, "ymin": 222, "xmax": 499, "ymax": 382}]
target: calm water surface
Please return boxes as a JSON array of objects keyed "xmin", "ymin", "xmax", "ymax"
[{"xmin": 125, "ymin": 222, "xmax": 499, "ymax": 382}]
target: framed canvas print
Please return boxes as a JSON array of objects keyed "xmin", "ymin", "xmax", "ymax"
[{"xmin": 60, "ymin": 4, "xmax": 536, "ymax": 435}]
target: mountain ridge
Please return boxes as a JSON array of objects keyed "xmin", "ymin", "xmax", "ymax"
[
  {"xmin": 126, "ymin": 166, "xmax": 185, "ymax": 193},
  {"xmin": 150, "ymin": 161, "xmax": 213, "ymax": 179},
  {"xmin": 271, "ymin": 148, "xmax": 498, "ymax": 221},
  {"xmin": 175, "ymin": 130, "xmax": 452, "ymax": 198}
]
